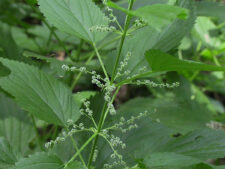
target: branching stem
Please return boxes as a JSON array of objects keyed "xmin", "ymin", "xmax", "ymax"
[{"xmin": 111, "ymin": 0, "xmax": 135, "ymax": 82}]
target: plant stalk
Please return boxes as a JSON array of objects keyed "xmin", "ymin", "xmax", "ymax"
[
  {"xmin": 93, "ymin": 43, "xmax": 109, "ymax": 80},
  {"xmin": 111, "ymin": 0, "xmax": 135, "ymax": 82},
  {"xmin": 64, "ymin": 133, "xmax": 97, "ymax": 168},
  {"xmin": 87, "ymin": 87, "xmax": 120, "ymax": 168}
]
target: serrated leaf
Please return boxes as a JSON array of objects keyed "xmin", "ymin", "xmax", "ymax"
[
  {"xmin": 0, "ymin": 92, "xmax": 35, "ymax": 156},
  {"xmin": 97, "ymin": 115, "xmax": 225, "ymax": 168},
  {"xmin": 108, "ymin": 1, "xmax": 189, "ymax": 30},
  {"xmin": 0, "ymin": 58, "xmax": 80, "ymax": 126},
  {"xmin": 38, "ymin": 0, "xmax": 108, "ymax": 42},
  {"xmin": 12, "ymin": 152, "xmax": 63, "ymax": 169},
  {"xmin": 0, "ymin": 137, "xmax": 18, "ymax": 169},
  {"xmin": 145, "ymin": 49, "xmax": 225, "ymax": 72}
]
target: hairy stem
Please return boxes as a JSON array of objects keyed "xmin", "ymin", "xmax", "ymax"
[
  {"xmin": 64, "ymin": 133, "xmax": 97, "ymax": 169},
  {"xmin": 70, "ymin": 36, "xmax": 121, "ymax": 90},
  {"xmin": 76, "ymin": 39, "xmax": 84, "ymax": 62},
  {"xmin": 69, "ymin": 135, "xmax": 87, "ymax": 167},
  {"xmin": 87, "ymin": 102, "xmax": 108, "ymax": 168},
  {"xmin": 93, "ymin": 43, "xmax": 109, "ymax": 80},
  {"xmin": 31, "ymin": 115, "xmax": 44, "ymax": 151},
  {"xmin": 87, "ymin": 87, "xmax": 120, "ymax": 168},
  {"xmin": 111, "ymin": 0, "xmax": 135, "ymax": 82},
  {"xmin": 71, "ymin": 52, "xmax": 95, "ymax": 90}
]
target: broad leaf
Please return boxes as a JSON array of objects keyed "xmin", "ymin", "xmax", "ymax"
[
  {"xmin": 38, "ymin": 0, "xmax": 108, "ymax": 42},
  {"xmin": 12, "ymin": 152, "xmax": 63, "ymax": 169},
  {"xmin": 146, "ymin": 50, "xmax": 225, "ymax": 72},
  {"xmin": 0, "ymin": 22, "xmax": 22, "ymax": 61},
  {"xmin": 144, "ymin": 152, "xmax": 201, "ymax": 169},
  {"xmin": 0, "ymin": 137, "xmax": 18, "ymax": 169},
  {"xmin": 0, "ymin": 92, "xmax": 35, "ymax": 156},
  {"xmin": 108, "ymin": 1, "xmax": 189, "ymax": 30},
  {"xmin": 0, "ymin": 58, "xmax": 80, "ymax": 126},
  {"xmin": 96, "ymin": 111, "xmax": 225, "ymax": 168}
]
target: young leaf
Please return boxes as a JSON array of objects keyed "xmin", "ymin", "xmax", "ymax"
[
  {"xmin": 107, "ymin": 1, "xmax": 189, "ymax": 30},
  {"xmin": 12, "ymin": 152, "xmax": 63, "ymax": 169},
  {"xmin": 0, "ymin": 92, "xmax": 35, "ymax": 156},
  {"xmin": 0, "ymin": 137, "xmax": 18, "ymax": 169},
  {"xmin": 73, "ymin": 91, "xmax": 96, "ymax": 108},
  {"xmin": 38, "ymin": 0, "xmax": 108, "ymax": 42},
  {"xmin": 0, "ymin": 58, "xmax": 80, "ymax": 126},
  {"xmin": 146, "ymin": 49, "xmax": 225, "ymax": 72}
]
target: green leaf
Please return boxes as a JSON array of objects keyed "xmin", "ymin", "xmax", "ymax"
[
  {"xmin": 146, "ymin": 50, "xmax": 225, "ymax": 72},
  {"xmin": 0, "ymin": 58, "xmax": 80, "ymax": 126},
  {"xmin": 108, "ymin": 1, "xmax": 189, "ymax": 30},
  {"xmin": 0, "ymin": 137, "xmax": 18, "ymax": 169},
  {"xmin": 160, "ymin": 129, "xmax": 225, "ymax": 160},
  {"xmin": 0, "ymin": 92, "xmax": 35, "ymax": 156},
  {"xmin": 106, "ymin": 0, "xmax": 196, "ymax": 79},
  {"xmin": 12, "ymin": 152, "xmax": 63, "ymax": 169},
  {"xmin": 38, "ymin": 0, "xmax": 108, "ymax": 42},
  {"xmin": 73, "ymin": 91, "xmax": 97, "ymax": 108},
  {"xmin": 0, "ymin": 22, "xmax": 36, "ymax": 65},
  {"xmin": 144, "ymin": 152, "xmax": 201, "ymax": 169},
  {"xmin": 193, "ymin": 16, "xmax": 221, "ymax": 48},
  {"xmin": 196, "ymin": 1, "xmax": 225, "ymax": 21},
  {"xmin": 0, "ymin": 22, "xmax": 22, "ymax": 61}
]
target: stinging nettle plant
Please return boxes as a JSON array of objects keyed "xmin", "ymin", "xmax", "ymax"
[{"xmin": 1, "ymin": 0, "xmax": 225, "ymax": 169}]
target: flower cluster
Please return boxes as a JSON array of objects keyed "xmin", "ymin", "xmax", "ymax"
[
  {"xmin": 133, "ymin": 80, "xmax": 180, "ymax": 88},
  {"xmin": 115, "ymin": 51, "xmax": 132, "ymax": 80},
  {"xmin": 102, "ymin": 0, "xmax": 117, "ymax": 23},
  {"xmin": 100, "ymin": 110, "xmax": 154, "ymax": 169},
  {"xmin": 45, "ymin": 120, "xmax": 88, "ymax": 149},
  {"xmin": 62, "ymin": 64, "xmax": 88, "ymax": 73},
  {"xmin": 206, "ymin": 121, "xmax": 225, "ymax": 130},
  {"xmin": 111, "ymin": 110, "xmax": 150, "ymax": 133},
  {"xmin": 92, "ymin": 148, "xmax": 99, "ymax": 162},
  {"xmin": 89, "ymin": 25, "xmax": 116, "ymax": 32},
  {"xmin": 101, "ymin": 132, "xmax": 127, "ymax": 169},
  {"xmin": 134, "ymin": 18, "xmax": 147, "ymax": 28},
  {"xmin": 81, "ymin": 99, "xmax": 93, "ymax": 117}
]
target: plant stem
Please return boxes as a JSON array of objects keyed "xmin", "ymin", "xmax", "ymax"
[
  {"xmin": 76, "ymin": 39, "xmax": 84, "ymax": 62},
  {"xmin": 31, "ymin": 115, "xmax": 44, "ymax": 150},
  {"xmin": 68, "ymin": 135, "xmax": 87, "ymax": 168},
  {"xmin": 116, "ymin": 71, "xmax": 155, "ymax": 87},
  {"xmin": 92, "ymin": 43, "xmax": 109, "ymax": 80},
  {"xmin": 70, "ymin": 36, "xmax": 121, "ymax": 90},
  {"xmin": 87, "ymin": 87, "xmax": 120, "ymax": 168},
  {"xmin": 102, "ymin": 87, "xmax": 121, "ymax": 123},
  {"xmin": 87, "ymin": 102, "xmax": 107, "ymax": 168},
  {"xmin": 28, "ymin": 3, "xmax": 69, "ymax": 55},
  {"xmin": 64, "ymin": 133, "xmax": 97, "ymax": 169},
  {"xmin": 71, "ymin": 52, "xmax": 95, "ymax": 90},
  {"xmin": 111, "ymin": 0, "xmax": 135, "ymax": 82}
]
